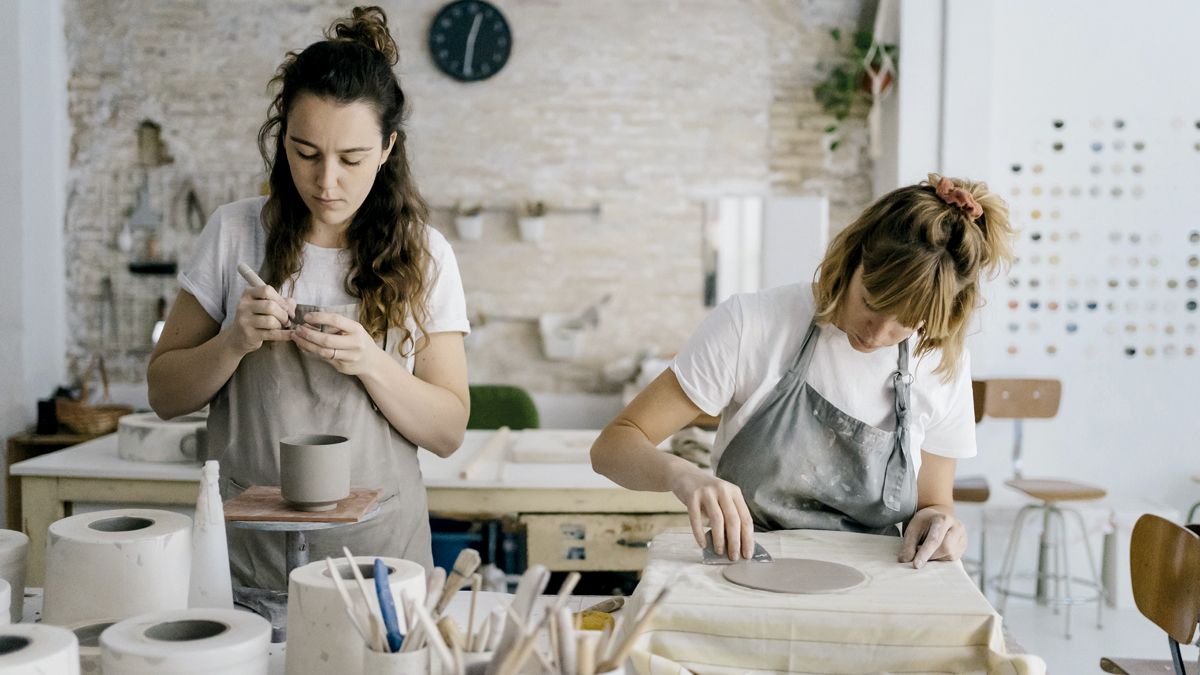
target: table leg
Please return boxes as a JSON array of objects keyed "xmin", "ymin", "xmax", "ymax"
[
  {"xmin": 286, "ymin": 530, "xmax": 309, "ymax": 577},
  {"xmin": 21, "ymin": 476, "xmax": 65, "ymax": 586}
]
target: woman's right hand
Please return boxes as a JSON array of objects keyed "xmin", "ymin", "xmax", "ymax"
[
  {"xmin": 670, "ymin": 467, "xmax": 755, "ymax": 561},
  {"xmin": 224, "ymin": 285, "xmax": 296, "ymax": 355}
]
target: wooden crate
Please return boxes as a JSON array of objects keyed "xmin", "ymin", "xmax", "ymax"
[{"xmin": 521, "ymin": 513, "xmax": 689, "ymax": 572}]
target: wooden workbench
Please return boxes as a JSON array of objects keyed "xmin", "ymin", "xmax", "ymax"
[{"xmin": 11, "ymin": 430, "xmax": 688, "ymax": 584}]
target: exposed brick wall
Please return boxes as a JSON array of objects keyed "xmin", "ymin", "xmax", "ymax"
[{"xmin": 64, "ymin": 0, "xmax": 871, "ymax": 393}]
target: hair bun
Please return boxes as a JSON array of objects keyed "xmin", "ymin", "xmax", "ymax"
[{"xmin": 326, "ymin": 5, "xmax": 399, "ymax": 66}]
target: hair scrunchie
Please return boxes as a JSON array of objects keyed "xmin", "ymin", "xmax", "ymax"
[{"xmin": 931, "ymin": 174, "xmax": 984, "ymax": 223}]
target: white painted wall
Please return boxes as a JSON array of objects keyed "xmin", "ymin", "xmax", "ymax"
[
  {"xmin": 943, "ymin": 0, "xmax": 1200, "ymax": 516},
  {"xmin": 0, "ymin": 0, "xmax": 70, "ymax": 524}
]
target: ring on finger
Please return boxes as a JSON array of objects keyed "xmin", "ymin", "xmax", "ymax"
[{"xmin": 331, "ymin": 348, "xmax": 337, "ymax": 360}]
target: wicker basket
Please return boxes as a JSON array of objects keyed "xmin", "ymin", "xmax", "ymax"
[{"xmin": 56, "ymin": 355, "xmax": 134, "ymax": 435}]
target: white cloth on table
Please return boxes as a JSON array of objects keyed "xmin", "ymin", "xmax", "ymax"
[{"xmin": 621, "ymin": 529, "xmax": 1046, "ymax": 675}]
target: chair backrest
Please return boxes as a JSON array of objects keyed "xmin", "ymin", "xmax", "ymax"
[
  {"xmin": 467, "ymin": 384, "xmax": 540, "ymax": 430},
  {"xmin": 973, "ymin": 378, "xmax": 1062, "ymax": 478},
  {"xmin": 1130, "ymin": 514, "xmax": 1200, "ymax": 645},
  {"xmin": 974, "ymin": 378, "xmax": 1061, "ymax": 419}
]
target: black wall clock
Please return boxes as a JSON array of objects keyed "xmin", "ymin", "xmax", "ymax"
[{"xmin": 428, "ymin": 0, "xmax": 511, "ymax": 82}]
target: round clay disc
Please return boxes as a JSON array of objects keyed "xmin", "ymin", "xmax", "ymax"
[{"xmin": 721, "ymin": 558, "xmax": 867, "ymax": 594}]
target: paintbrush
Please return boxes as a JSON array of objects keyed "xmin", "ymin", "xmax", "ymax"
[{"xmin": 435, "ymin": 548, "xmax": 482, "ymax": 615}]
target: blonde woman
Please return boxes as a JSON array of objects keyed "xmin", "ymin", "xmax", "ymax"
[
  {"xmin": 148, "ymin": 7, "xmax": 469, "ymax": 590},
  {"xmin": 592, "ymin": 175, "xmax": 1013, "ymax": 567}
]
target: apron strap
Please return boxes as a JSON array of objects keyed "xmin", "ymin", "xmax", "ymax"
[
  {"xmin": 787, "ymin": 321, "xmax": 823, "ymax": 375},
  {"xmin": 883, "ymin": 338, "xmax": 914, "ymax": 511}
]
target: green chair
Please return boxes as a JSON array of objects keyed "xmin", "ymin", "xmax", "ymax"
[
  {"xmin": 433, "ymin": 385, "xmax": 539, "ymax": 578},
  {"xmin": 467, "ymin": 385, "xmax": 540, "ymax": 430}
]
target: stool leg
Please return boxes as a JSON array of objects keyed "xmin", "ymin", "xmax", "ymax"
[
  {"xmin": 1036, "ymin": 506, "xmax": 1054, "ymax": 603},
  {"xmin": 1054, "ymin": 508, "xmax": 1073, "ymax": 638},
  {"xmin": 978, "ymin": 512, "xmax": 988, "ymax": 591},
  {"xmin": 1066, "ymin": 507, "xmax": 1106, "ymax": 629},
  {"xmin": 996, "ymin": 504, "xmax": 1037, "ymax": 613}
]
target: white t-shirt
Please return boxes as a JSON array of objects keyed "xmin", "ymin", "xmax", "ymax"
[
  {"xmin": 179, "ymin": 196, "xmax": 470, "ymax": 371},
  {"xmin": 670, "ymin": 283, "xmax": 976, "ymax": 472}
]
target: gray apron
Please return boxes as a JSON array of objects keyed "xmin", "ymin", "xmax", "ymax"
[
  {"xmin": 208, "ymin": 301, "xmax": 433, "ymax": 591},
  {"xmin": 715, "ymin": 320, "xmax": 917, "ymax": 535}
]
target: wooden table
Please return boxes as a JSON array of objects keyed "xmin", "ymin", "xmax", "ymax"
[
  {"xmin": 11, "ymin": 430, "xmax": 688, "ymax": 584},
  {"xmin": 5, "ymin": 430, "xmax": 103, "ymax": 530}
]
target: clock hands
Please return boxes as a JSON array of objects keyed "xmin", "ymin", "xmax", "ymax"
[{"xmin": 463, "ymin": 11, "xmax": 483, "ymax": 77}]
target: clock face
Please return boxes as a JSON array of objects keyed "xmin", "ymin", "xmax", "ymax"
[{"xmin": 428, "ymin": 0, "xmax": 511, "ymax": 82}]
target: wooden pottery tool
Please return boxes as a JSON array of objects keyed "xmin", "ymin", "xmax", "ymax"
[
  {"xmin": 236, "ymin": 261, "xmax": 302, "ymax": 327},
  {"xmin": 701, "ymin": 529, "xmax": 773, "ymax": 564},
  {"xmin": 342, "ymin": 548, "xmax": 386, "ymax": 652},
  {"xmin": 597, "ymin": 588, "xmax": 670, "ymax": 672},
  {"xmin": 324, "ymin": 557, "xmax": 370, "ymax": 646}
]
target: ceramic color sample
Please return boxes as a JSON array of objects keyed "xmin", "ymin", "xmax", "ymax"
[
  {"xmin": 0, "ymin": 623, "xmax": 81, "ymax": 675},
  {"xmin": 285, "ymin": 556, "xmax": 425, "ymax": 675},
  {"xmin": 100, "ymin": 608, "xmax": 270, "ymax": 675},
  {"xmin": 0, "ymin": 529, "xmax": 29, "ymax": 623},
  {"xmin": 279, "ymin": 434, "xmax": 351, "ymax": 511},
  {"xmin": 721, "ymin": 558, "xmax": 868, "ymax": 594},
  {"xmin": 42, "ymin": 509, "xmax": 192, "ymax": 626}
]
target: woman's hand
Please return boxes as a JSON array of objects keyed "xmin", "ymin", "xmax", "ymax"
[
  {"xmin": 290, "ymin": 311, "xmax": 382, "ymax": 376},
  {"xmin": 670, "ymin": 467, "xmax": 755, "ymax": 562},
  {"xmin": 225, "ymin": 285, "xmax": 296, "ymax": 356},
  {"xmin": 899, "ymin": 506, "xmax": 967, "ymax": 568}
]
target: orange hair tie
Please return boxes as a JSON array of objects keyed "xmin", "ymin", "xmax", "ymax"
[{"xmin": 933, "ymin": 176, "xmax": 984, "ymax": 223}]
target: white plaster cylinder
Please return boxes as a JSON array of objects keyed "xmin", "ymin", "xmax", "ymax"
[
  {"xmin": 0, "ymin": 623, "xmax": 81, "ymax": 674},
  {"xmin": 67, "ymin": 618, "xmax": 118, "ymax": 675},
  {"xmin": 0, "ymin": 580, "xmax": 9, "ymax": 625},
  {"xmin": 285, "ymin": 557, "xmax": 425, "ymax": 675},
  {"xmin": 100, "ymin": 608, "xmax": 270, "ymax": 675},
  {"xmin": 117, "ymin": 412, "xmax": 207, "ymax": 463},
  {"xmin": 43, "ymin": 509, "xmax": 192, "ymax": 626},
  {"xmin": 0, "ymin": 529, "xmax": 29, "ymax": 623}
]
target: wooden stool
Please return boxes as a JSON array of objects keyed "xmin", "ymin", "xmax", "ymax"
[{"xmin": 977, "ymin": 378, "xmax": 1107, "ymax": 639}]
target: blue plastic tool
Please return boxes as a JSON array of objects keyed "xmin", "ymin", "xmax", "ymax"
[{"xmin": 373, "ymin": 558, "xmax": 404, "ymax": 652}]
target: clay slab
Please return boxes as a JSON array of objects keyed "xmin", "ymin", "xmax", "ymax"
[{"xmin": 722, "ymin": 558, "xmax": 867, "ymax": 594}]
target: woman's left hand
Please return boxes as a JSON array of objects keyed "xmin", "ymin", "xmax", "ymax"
[
  {"xmin": 899, "ymin": 506, "xmax": 967, "ymax": 569},
  {"xmin": 290, "ymin": 311, "xmax": 381, "ymax": 377}
]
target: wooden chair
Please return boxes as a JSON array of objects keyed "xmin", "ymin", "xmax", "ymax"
[
  {"xmin": 1100, "ymin": 515, "xmax": 1200, "ymax": 675},
  {"xmin": 953, "ymin": 380, "xmax": 992, "ymax": 588},
  {"xmin": 980, "ymin": 378, "xmax": 1108, "ymax": 638}
]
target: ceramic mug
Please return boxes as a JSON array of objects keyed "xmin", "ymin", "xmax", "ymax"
[{"xmin": 279, "ymin": 434, "xmax": 351, "ymax": 511}]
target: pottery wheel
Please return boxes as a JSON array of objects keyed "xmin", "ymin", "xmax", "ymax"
[{"xmin": 721, "ymin": 558, "xmax": 866, "ymax": 594}]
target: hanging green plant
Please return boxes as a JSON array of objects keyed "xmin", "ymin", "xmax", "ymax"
[{"xmin": 813, "ymin": 28, "xmax": 898, "ymax": 151}]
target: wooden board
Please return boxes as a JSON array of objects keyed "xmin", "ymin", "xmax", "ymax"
[
  {"xmin": 223, "ymin": 486, "xmax": 380, "ymax": 523},
  {"xmin": 508, "ymin": 430, "xmax": 598, "ymax": 463}
]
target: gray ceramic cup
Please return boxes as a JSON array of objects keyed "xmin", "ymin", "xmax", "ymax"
[{"xmin": 279, "ymin": 434, "xmax": 351, "ymax": 511}]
